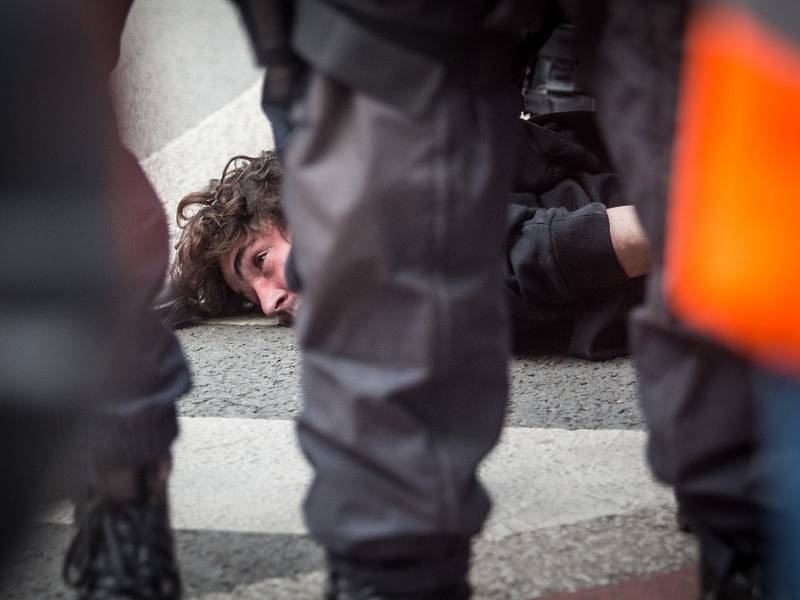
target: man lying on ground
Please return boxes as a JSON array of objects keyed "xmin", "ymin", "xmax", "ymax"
[{"xmin": 166, "ymin": 111, "xmax": 650, "ymax": 360}]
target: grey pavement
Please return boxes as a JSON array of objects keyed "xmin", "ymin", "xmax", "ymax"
[
  {"xmin": 177, "ymin": 321, "xmax": 642, "ymax": 429},
  {"xmin": 0, "ymin": 3, "xmax": 697, "ymax": 599}
]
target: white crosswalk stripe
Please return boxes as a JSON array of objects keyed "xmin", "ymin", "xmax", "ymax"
[
  {"xmin": 168, "ymin": 418, "xmax": 672, "ymax": 540},
  {"xmin": 46, "ymin": 417, "xmax": 672, "ymax": 540}
]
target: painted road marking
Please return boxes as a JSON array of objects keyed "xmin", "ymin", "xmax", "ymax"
[{"xmin": 46, "ymin": 417, "xmax": 672, "ymax": 542}]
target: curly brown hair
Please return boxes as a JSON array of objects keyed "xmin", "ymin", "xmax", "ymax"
[{"xmin": 170, "ymin": 150, "xmax": 286, "ymax": 319}]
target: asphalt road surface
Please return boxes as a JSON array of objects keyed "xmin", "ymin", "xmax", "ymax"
[{"xmin": 0, "ymin": 2, "xmax": 697, "ymax": 599}]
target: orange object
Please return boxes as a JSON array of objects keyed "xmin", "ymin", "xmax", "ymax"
[{"xmin": 666, "ymin": 4, "xmax": 800, "ymax": 374}]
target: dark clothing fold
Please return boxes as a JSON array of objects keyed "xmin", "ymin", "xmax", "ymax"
[{"xmin": 505, "ymin": 113, "xmax": 644, "ymax": 359}]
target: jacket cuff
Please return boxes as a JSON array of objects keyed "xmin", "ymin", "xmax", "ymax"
[{"xmin": 551, "ymin": 204, "xmax": 629, "ymax": 292}]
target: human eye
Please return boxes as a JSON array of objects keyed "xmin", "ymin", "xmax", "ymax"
[{"xmin": 254, "ymin": 251, "xmax": 268, "ymax": 269}]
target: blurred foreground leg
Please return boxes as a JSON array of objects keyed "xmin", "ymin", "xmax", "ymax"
[
  {"xmin": 284, "ymin": 71, "xmax": 517, "ymax": 597},
  {"xmin": 0, "ymin": 0, "xmax": 119, "ymax": 570},
  {"xmin": 0, "ymin": 2, "xmax": 190, "ymax": 597}
]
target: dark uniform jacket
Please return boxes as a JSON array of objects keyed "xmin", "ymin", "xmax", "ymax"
[{"xmin": 506, "ymin": 111, "xmax": 644, "ymax": 360}]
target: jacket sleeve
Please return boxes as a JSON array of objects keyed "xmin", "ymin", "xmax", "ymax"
[{"xmin": 505, "ymin": 195, "xmax": 630, "ymax": 320}]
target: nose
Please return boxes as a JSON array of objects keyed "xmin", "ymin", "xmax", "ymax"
[{"xmin": 255, "ymin": 285, "xmax": 290, "ymax": 318}]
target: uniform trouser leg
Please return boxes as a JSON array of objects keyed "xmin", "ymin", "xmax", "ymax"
[
  {"xmin": 0, "ymin": 3, "xmax": 115, "ymax": 562},
  {"xmin": 562, "ymin": 0, "xmax": 769, "ymax": 577},
  {"xmin": 0, "ymin": 0, "xmax": 190, "ymax": 570},
  {"xmin": 631, "ymin": 275, "xmax": 766, "ymax": 575},
  {"xmin": 283, "ymin": 72, "xmax": 516, "ymax": 593},
  {"xmin": 92, "ymin": 143, "xmax": 192, "ymax": 472},
  {"xmin": 44, "ymin": 0, "xmax": 193, "ymax": 476}
]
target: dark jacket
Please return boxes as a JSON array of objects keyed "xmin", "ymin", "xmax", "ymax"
[
  {"xmin": 505, "ymin": 111, "xmax": 644, "ymax": 360},
  {"xmin": 234, "ymin": 0, "xmax": 551, "ymax": 116}
]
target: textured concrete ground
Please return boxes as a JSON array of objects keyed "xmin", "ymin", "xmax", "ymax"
[
  {"xmin": 0, "ymin": 2, "xmax": 698, "ymax": 599},
  {"xmin": 177, "ymin": 322, "xmax": 642, "ymax": 429}
]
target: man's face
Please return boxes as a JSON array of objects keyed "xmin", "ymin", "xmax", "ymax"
[{"xmin": 221, "ymin": 224, "xmax": 298, "ymax": 324}]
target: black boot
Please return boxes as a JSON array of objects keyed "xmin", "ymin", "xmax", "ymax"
[
  {"xmin": 63, "ymin": 461, "xmax": 181, "ymax": 600},
  {"xmin": 700, "ymin": 555, "xmax": 784, "ymax": 600}
]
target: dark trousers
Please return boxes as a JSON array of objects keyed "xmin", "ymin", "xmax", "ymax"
[
  {"xmin": 570, "ymin": 0, "xmax": 769, "ymax": 576},
  {"xmin": 0, "ymin": 0, "xmax": 189, "ymax": 571},
  {"xmin": 274, "ymin": 0, "xmax": 766, "ymax": 590},
  {"xmin": 284, "ymin": 71, "xmax": 517, "ymax": 593}
]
